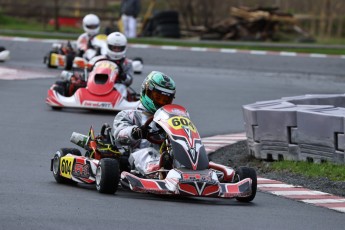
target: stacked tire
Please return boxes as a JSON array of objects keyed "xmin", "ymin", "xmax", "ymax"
[{"xmin": 143, "ymin": 11, "xmax": 180, "ymax": 38}]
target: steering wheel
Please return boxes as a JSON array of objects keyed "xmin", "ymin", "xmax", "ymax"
[
  {"xmin": 142, "ymin": 116, "xmax": 165, "ymax": 145},
  {"xmin": 100, "ymin": 123, "xmax": 115, "ymax": 145}
]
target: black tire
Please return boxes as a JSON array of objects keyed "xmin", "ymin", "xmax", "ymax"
[
  {"xmin": 154, "ymin": 24, "xmax": 180, "ymax": 38},
  {"xmin": 132, "ymin": 57, "xmax": 143, "ymax": 64},
  {"xmin": 96, "ymin": 158, "xmax": 120, "ymax": 194},
  {"xmin": 65, "ymin": 53, "xmax": 75, "ymax": 70},
  {"xmin": 235, "ymin": 167, "xmax": 257, "ymax": 202},
  {"xmin": 153, "ymin": 11, "xmax": 179, "ymax": 25},
  {"xmin": 46, "ymin": 51, "xmax": 58, "ymax": 69},
  {"xmin": 52, "ymin": 148, "xmax": 81, "ymax": 184}
]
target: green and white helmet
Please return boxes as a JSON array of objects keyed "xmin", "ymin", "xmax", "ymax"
[{"xmin": 140, "ymin": 71, "xmax": 176, "ymax": 113}]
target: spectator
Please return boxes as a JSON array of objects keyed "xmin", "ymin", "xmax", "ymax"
[{"xmin": 120, "ymin": 0, "xmax": 141, "ymax": 38}]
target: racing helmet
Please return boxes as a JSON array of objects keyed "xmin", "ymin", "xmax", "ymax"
[
  {"xmin": 140, "ymin": 71, "xmax": 176, "ymax": 113},
  {"xmin": 82, "ymin": 14, "xmax": 100, "ymax": 36},
  {"xmin": 106, "ymin": 32, "xmax": 127, "ymax": 60}
]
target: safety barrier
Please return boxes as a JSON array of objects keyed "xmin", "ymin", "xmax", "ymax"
[{"xmin": 242, "ymin": 94, "xmax": 345, "ymax": 164}]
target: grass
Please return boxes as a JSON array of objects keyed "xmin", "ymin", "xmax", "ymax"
[
  {"xmin": 270, "ymin": 160, "xmax": 345, "ymax": 181},
  {"xmin": 1, "ymin": 14, "xmax": 345, "ymax": 55}
]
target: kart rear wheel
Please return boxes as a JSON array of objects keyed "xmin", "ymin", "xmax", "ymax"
[
  {"xmin": 52, "ymin": 148, "xmax": 81, "ymax": 184},
  {"xmin": 235, "ymin": 167, "xmax": 257, "ymax": 202},
  {"xmin": 46, "ymin": 51, "xmax": 58, "ymax": 69},
  {"xmin": 96, "ymin": 158, "xmax": 120, "ymax": 194},
  {"xmin": 64, "ymin": 53, "xmax": 75, "ymax": 70}
]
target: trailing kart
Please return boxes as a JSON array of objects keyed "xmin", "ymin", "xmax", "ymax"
[
  {"xmin": 43, "ymin": 34, "xmax": 107, "ymax": 71},
  {"xmin": 45, "ymin": 60, "xmax": 140, "ymax": 111},
  {"xmin": 43, "ymin": 34, "xmax": 143, "ymax": 74},
  {"xmin": 51, "ymin": 124, "xmax": 129, "ymax": 194},
  {"xmin": 51, "ymin": 104, "xmax": 257, "ymax": 202},
  {"xmin": 0, "ymin": 46, "xmax": 10, "ymax": 62}
]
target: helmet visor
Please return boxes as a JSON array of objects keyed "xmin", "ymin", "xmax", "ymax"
[
  {"xmin": 108, "ymin": 45, "xmax": 126, "ymax": 52},
  {"xmin": 86, "ymin": 24, "xmax": 99, "ymax": 29},
  {"xmin": 149, "ymin": 87, "xmax": 174, "ymax": 107}
]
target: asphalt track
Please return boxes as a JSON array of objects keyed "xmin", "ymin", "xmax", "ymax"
[{"xmin": 0, "ymin": 38, "xmax": 345, "ymax": 229}]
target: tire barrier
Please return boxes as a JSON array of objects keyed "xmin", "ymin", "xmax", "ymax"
[
  {"xmin": 242, "ymin": 94, "xmax": 345, "ymax": 164},
  {"xmin": 141, "ymin": 11, "xmax": 181, "ymax": 38}
]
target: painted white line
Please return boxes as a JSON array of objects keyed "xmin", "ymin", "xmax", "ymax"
[
  {"xmin": 330, "ymin": 207, "xmax": 345, "ymax": 213},
  {"xmin": 280, "ymin": 52, "xmax": 297, "ymax": 56},
  {"xmin": 250, "ymin": 50, "xmax": 267, "ymax": 55},
  {"xmin": 258, "ymin": 178, "xmax": 274, "ymax": 181},
  {"xmin": 258, "ymin": 184, "xmax": 297, "ymax": 188},
  {"xmin": 341, "ymin": 55, "xmax": 345, "ymax": 59},
  {"xmin": 190, "ymin": 47, "xmax": 208, "ymax": 52},
  {"xmin": 129, "ymin": 44, "xmax": 150, "ymax": 48},
  {"xmin": 204, "ymin": 136, "xmax": 246, "ymax": 140},
  {"xmin": 12, "ymin": 37, "xmax": 30, "ymax": 42},
  {"xmin": 310, "ymin": 53, "xmax": 328, "ymax": 58},
  {"xmin": 220, "ymin": 48, "xmax": 237, "ymax": 53},
  {"xmin": 161, "ymin": 46, "xmax": 178, "ymax": 50},
  {"xmin": 271, "ymin": 190, "xmax": 329, "ymax": 196},
  {"xmin": 203, "ymin": 140, "xmax": 237, "ymax": 144},
  {"xmin": 301, "ymin": 199, "xmax": 345, "ymax": 204}
]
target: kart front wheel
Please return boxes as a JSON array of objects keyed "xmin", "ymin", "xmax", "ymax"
[
  {"xmin": 52, "ymin": 148, "xmax": 81, "ymax": 184},
  {"xmin": 96, "ymin": 158, "xmax": 120, "ymax": 194},
  {"xmin": 235, "ymin": 167, "xmax": 257, "ymax": 202}
]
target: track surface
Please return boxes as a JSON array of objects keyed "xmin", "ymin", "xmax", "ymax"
[{"xmin": 1, "ymin": 38, "xmax": 345, "ymax": 229}]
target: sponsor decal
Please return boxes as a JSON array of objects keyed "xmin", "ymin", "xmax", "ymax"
[
  {"xmin": 83, "ymin": 101, "xmax": 112, "ymax": 108},
  {"xmin": 182, "ymin": 173, "xmax": 211, "ymax": 182},
  {"xmin": 171, "ymin": 108, "xmax": 185, "ymax": 116},
  {"xmin": 73, "ymin": 163, "xmax": 91, "ymax": 178},
  {"xmin": 168, "ymin": 116, "xmax": 196, "ymax": 132},
  {"xmin": 60, "ymin": 156, "xmax": 74, "ymax": 179}
]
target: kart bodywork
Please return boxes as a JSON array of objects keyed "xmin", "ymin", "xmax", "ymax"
[{"xmin": 45, "ymin": 60, "xmax": 140, "ymax": 111}]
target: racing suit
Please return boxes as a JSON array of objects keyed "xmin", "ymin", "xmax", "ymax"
[
  {"xmin": 113, "ymin": 103, "xmax": 161, "ymax": 175},
  {"xmin": 76, "ymin": 33, "xmax": 97, "ymax": 58}
]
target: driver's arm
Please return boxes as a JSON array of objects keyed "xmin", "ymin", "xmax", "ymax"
[{"xmin": 113, "ymin": 110, "xmax": 141, "ymax": 146}]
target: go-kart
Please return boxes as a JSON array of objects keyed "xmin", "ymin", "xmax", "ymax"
[
  {"xmin": 43, "ymin": 34, "xmax": 143, "ymax": 74},
  {"xmin": 45, "ymin": 60, "xmax": 140, "ymax": 111},
  {"xmin": 51, "ymin": 104, "xmax": 257, "ymax": 202},
  {"xmin": 0, "ymin": 46, "xmax": 10, "ymax": 61}
]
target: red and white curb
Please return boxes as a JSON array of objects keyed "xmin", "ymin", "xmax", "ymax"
[
  {"xmin": 0, "ymin": 66, "xmax": 56, "ymax": 80},
  {"xmin": 204, "ymin": 133, "xmax": 345, "ymax": 213},
  {"xmin": 258, "ymin": 178, "xmax": 345, "ymax": 213},
  {"xmin": 203, "ymin": 133, "xmax": 247, "ymax": 153},
  {"xmin": 1, "ymin": 35, "xmax": 344, "ymax": 60}
]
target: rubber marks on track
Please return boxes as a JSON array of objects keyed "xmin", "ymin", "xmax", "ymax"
[
  {"xmin": 0, "ymin": 66, "xmax": 56, "ymax": 80},
  {"xmin": 203, "ymin": 133, "xmax": 345, "ymax": 213}
]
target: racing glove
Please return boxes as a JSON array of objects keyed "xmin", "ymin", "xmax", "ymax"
[
  {"xmin": 118, "ymin": 72, "xmax": 127, "ymax": 82},
  {"xmin": 131, "ymin": 126, "xmax": 148, "ymax": 140}
]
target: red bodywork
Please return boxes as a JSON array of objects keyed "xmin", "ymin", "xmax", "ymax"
[{"xmin": 46, "ymin": 60, "xmax": 140, "ymax": 111}]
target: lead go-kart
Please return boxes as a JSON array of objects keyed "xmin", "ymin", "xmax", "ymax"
[
  {"xmin": 43, "ymin": 34, "xmax": 143, "ymax": 74},
  {"xmin": 51, "ymin": 104, "xmax": 257, "ymax": 202},
  {"xmin": 45, "ymin": 59, "xmax": 140, "ymax": 111}
]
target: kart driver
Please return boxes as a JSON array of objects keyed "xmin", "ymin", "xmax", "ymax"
[
  {"xmin": 76, "ymin": 14, "xmax": 101, "ymax": 58},
  {"xmin": 88, "ymin": 31, "xmax": 133, "ymax": 98},
  {"xmin": 54, "ymin": 32, "xmax": 134, "ymax": 98},
  {"xmin": 113, "ymin": 71, "xmax": 176, "ymax": 176}
]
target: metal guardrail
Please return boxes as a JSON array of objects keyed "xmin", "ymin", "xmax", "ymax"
[{"xmin": 243, "ymin": 94, "xmax": 345, "ymax": 164}]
